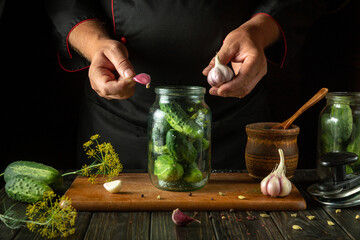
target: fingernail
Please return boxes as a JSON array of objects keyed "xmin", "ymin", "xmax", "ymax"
[{"xmin": 124, "ymin": 69, "xmax": 134, "ymax": 78}]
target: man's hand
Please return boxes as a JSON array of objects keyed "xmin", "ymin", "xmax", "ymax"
[
  {"xmin": 88, "ymin": 39, "xmax": 136, "ymax": 100},
  {"xmin": 202, "ymin": 14, "xmax": 281, "ymax": 98},
  {"xmin": 69, "ymin": 20, "xmax": 136, "ymax": 100}
]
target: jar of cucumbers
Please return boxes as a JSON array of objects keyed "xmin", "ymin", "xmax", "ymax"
[
  {"xmin": 148, "ymin": 86, "xmax": 211, "ymax": 191},
  {"xmin": 317, "ymin": 92, "xmax": 360, "ymax": 179}
]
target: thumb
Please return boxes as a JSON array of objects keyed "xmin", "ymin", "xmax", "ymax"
[
  {"xmin": 202, "ymin": 42, "xmax": 236, "ymax": 76},
  {"xmin": 216, "ymin": 42, "xmax": 236, "ymax": 66}
]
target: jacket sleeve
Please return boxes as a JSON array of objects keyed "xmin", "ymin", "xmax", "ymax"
[
  {"xmin": 253, "ymin": 0, "xmax": 329, "ymax": 68},
  {"xmin": 45, "ymin": 0, "xmax": 104, "ymax": 71}
]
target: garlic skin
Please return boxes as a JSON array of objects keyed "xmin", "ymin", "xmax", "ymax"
[
  {"xmin": 132, "ymin": 73, "xmax": 151, "ymax": 88},
  {"xmin": 172, "ymin": 208, "xmax": 201, "ymax": 226},
  {"xmin": 207, "ymin": 55, "xmax": 234, "ymax": 87},
  {"xmin": 260, "ymin": 149, "xmax": 292, "ymax": 197}
]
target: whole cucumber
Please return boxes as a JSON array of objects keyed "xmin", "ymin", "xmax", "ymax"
[
  {"xmin": 4, "ymin": 161, "xmax": 64, "ymax": 192},
  {"xmin": 5, "ymin": 175, "xmax": 53, "ymax": 203}
]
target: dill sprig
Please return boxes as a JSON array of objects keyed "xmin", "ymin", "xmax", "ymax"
[
  {"xmin": 0, "ymin": 191, "xmax": 76, "ymax": 239},
  {"xmin": 26, "ymin": 191, "xmax": 77, "ymax": 239},
  {"xmin": 62, "ymin": 134, "xmax": 123, "ymax": 183}
]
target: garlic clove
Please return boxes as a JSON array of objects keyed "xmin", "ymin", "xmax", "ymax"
[
  {"xmin": 133, "ymin": 73, "xmax": 151, "ymax": 86},
  {"xmin": 260, "ymin": 173, "xmax": 272, "ymax": 195},
  {"xmin": 267, "ymin": 176, "xmax": 281, "ymax": 197},
  {"xmin": 278, "ymin": 172, "xmax": 292, "ymax": 197},
  {"xmin": 103, "ymin": 180, "xmax": 122, "ymax": 193},
  {"xmin": 172, "ymin": 208, "xmax": 201, "ymax": 226}
]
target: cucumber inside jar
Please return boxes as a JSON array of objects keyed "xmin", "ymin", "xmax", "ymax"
[{"xmin": 149, "ymin": 96, "xmax": 211, "ymax": 191}]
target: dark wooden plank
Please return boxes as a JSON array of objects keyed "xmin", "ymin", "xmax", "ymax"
[
  {"xmin": 321, "ymin": 206, "xmax": 360, "ymax": 240},
  {"xmin": 210, "ymin": 210, "xmax": 284, "ymax": 240},
  {"xmin": 270, "ymin": 183, "xmax": 353, "ymax": 240},
  {"xmin": 294, "ymin": 169, "xmax": 359, "ymax": 240},
  {"xmin": 150, "ymin": 211, "xmax": 215, "ymax": 240},
  {"xmin": 83, "ymin": 212, "xmax": 150, "ymax": 240}
]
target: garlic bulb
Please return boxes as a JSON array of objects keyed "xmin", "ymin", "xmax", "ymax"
[
  {"xmin": 207, "ymin": 55, "xmax": 234, "ymax": 87},
  {"xmin": 260, "ymin": 149, "xmax": 292, "ymax": 197}
]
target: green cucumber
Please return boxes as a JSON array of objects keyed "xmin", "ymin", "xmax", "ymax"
[
  {"xmin": 5, "ymin": 175, "xmax": 53, "ymax": 203},
  {"xmin": 4, "ymin": 161, "xmax": 64, "ymax": 192}
]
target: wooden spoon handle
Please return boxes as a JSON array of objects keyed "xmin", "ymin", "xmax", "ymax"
[{"xmin": 282, "ymin": 88, "xmax": 328, "ymax": 129}]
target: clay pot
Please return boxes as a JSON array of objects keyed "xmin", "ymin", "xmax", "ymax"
[{"xmin": 245, "ymin": 122, "xmax": 300, "ymax": 179}]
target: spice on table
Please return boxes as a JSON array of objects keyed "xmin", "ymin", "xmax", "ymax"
[
  {"xmin": 306, "ymin": 215, "xmax": 315, "ymax": 220},
  {"xmin": 291, "ymin": 213, "xmax": 297, "ymax": 217},
  {"xmin": 260, "ymin": 213, "xmax": 270, "ymax": 218},
  {"xmin": 327, "ymin": 220, "xmax": 335, "ymax": 226},
  {"xmin": 188, "ymin": 192, "xmax": 192, "ymax": 196},
  {"xmin": 219, "ymin": 192, "xmax": 226, "ymax": 196},
  {"xmin": 292, "ymin": 225, "xmax": 302, "ymax": 230},
  {"xmin": 335, "ymin": 209, "xmax": 341, "ymax": 213},
  {"xmin": 246, "ymin": 215, "xmax": 256, "ymax": 221},
  {"xmin": 238, "ymin": 195, "xmax": 246, "ymax": 199}
]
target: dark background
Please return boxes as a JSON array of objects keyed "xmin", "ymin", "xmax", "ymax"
[{"xmin": 1, "ymin": 1, "xmax": 359, "ymax": 184}]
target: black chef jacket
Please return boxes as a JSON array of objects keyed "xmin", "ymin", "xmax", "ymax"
[{"xmin": 45, "ymin": 0, "xmax": 327, "ymax": 169}]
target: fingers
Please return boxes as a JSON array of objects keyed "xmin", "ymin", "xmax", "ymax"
[
  {"xmin": 88, "ymin": 41, "xmax": 137, "ymax": 100},
  {"xmin": 209, "ymin": 55, "xmax": 267, "ymax": 98},
  {"xmin": 202, "ymin": 35, "xmax": 238, "ymax": 76},
  {"xmin": 102, "ymin": 43, "xmax": 135, "ymax": 79},
  {"xmin": 89, "ymin": 63, "xmax": 136, "ymax": 100}
]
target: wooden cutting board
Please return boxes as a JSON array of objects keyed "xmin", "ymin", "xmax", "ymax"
[{"xmin": 64, "ymin": 173, "xmax": 306, "ymax": 211}]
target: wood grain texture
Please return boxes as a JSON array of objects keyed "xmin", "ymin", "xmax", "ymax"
[
  {"xmin": 64, "ymin": 173, "xmax": 306, "ymax": 211},
  {"xmin": 83, "ymin": 212, "xmax": 150, "ymax": 240},
  {"xmin": 150, "ymin": 211, "xmax": 215, "ymax": 240}
]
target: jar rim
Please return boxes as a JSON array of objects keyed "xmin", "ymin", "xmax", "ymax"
[
  {"xmin": 155, "ymin": 86, "xmax": 206, "ymax": 95},
  {"xmin": 326, "ymin": 92, "xmax": 360, "ymax": 99},
  {"xmin": 326, "ymin": 92, "xmax": 360, "ymax": 104}
]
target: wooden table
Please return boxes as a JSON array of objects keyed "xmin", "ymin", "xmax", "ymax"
[{"xmin": 1, "ymin": 169, "xmax": 360, "ymax": 240}]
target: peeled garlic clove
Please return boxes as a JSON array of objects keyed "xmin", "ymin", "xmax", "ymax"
[
  {"xmin": 172, "ymin": 208, "xmax": 201, "ymax": 226},
  {"xmin": 133, "ymin": 73, "xmax": 151, "ymax": 87},
  {"xmin": 207, "ymin": 55, "xmax": 234, "ymax": 87},
  {"xmin": 103, "ymin": 180, "xmax": 122, "ymax": 193}
]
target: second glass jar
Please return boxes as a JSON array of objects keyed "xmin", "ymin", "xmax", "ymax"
[
  {"xmin": 317, "ymin": 92, "xmax": 360, "ymax": 180},
  {"xmin": 148, "ymin": 86, "xmax": 211, "ymax": 191}
]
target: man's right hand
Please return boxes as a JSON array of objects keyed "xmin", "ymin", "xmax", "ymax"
[{"xmin": 69, "ymin": 20, "xmax": 136, "ymax": 100}]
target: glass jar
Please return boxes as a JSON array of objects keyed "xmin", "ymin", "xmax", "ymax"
[
  {"xmin": 148, "ymin": 86, "xmax": 211, "ymax": 191},
  {"xmin": 317, "ymin": 92, "xmax": 360, "ymax": 180}
]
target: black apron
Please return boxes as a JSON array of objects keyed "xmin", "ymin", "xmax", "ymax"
[{"xmin": 76, "ymin": 0, "xmax": 271, "ymax": 170}]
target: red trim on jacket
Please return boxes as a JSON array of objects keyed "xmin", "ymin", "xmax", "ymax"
[
  {"xmin": 57, "ymin": 51, "xmax": 90, "ymax": 72},
  {"xmin": 111, "ymin": 0, "xmax": 116, "ymax": 37},
  {"xmin": 65, "ymin": 18, "xmax": 97, "ymax": 59},
  {"xmin": 252, "ymin": 13, "xmax": 287, "ymax": 68}
]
